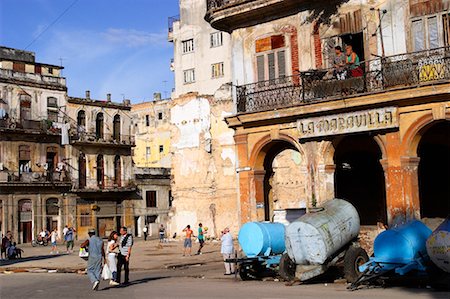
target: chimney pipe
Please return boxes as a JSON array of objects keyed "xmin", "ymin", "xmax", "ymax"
[
  {"xmin": 85, "ymin": 90, "xmax": 90, "ymax": 100},
  {"xmin": 107, "ymin": 93, "xmax": 111, "ymax": 102}
]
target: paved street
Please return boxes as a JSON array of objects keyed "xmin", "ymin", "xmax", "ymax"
[
  {"xmin": 1, "ymin": 270, "xmax": 449, "ymax": 299},
  {"xmin": 0, "ymin": 239, "xmax": 448, "ymax": 299}
]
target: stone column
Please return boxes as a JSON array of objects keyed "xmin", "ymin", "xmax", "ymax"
[
  {"xmin": 234, "ymin": 133, "xmax": 250, "ymax": 226},
  {"xmin": 317, "ymin": 164, "xmax": 336, "ymax": 205},
  {"xmin": 401, "ymin": 156, "xmax": 421, "ymax": 221}
]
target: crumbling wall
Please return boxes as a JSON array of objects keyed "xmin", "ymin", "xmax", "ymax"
[{"xmin": 169, "ymin": 93, "xmax": 238, "ymax": 237}]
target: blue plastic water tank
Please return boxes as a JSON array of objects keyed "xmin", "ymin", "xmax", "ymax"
[
  {"xmin": 373, "ymin": 220, "xmax": 432, "ymax": 264},
  {"xmin": 238, "ymin": 222, "xmax": 285, "ymax": 258}
]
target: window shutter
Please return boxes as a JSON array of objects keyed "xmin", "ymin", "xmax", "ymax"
[
  {"xmin": 268, "ymin": 53, "xmax": 276, "ymax": 80},
  {"xmin": 277, "ymin": 50, "xmax": 286, "ymax": 77},
  {"xmin": 427, "ymin": 16, "xmax": 439, "ymax": 49},
  {"xmin": 412, "ymin": 19, "xmax": 425, "ymax": 51},
  {"xmin": 257, "ymin": 55, "xmax": 265, "ymax": 82}
]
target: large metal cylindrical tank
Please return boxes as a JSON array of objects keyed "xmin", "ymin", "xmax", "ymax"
[
  {"xmin": 426, "ymin": 217, "xmax": 450, "ymax": 273},
  {"xmin": 285, "ymin": 199, "xmax": 360, "ymax": 265},
  {"xmin": 373, "ymin": 220, "xmax": 432, "ymax": 264},
  {"xmin": 238, "ymin": 222, "xmax": 285, "ymax": 258}
]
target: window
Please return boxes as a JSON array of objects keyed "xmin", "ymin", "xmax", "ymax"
[
  {"xmin": 146, "ymin": 147, "xmax": 151, "ymax": 159},
  {"xmin": 19, "ymin": 94, "xmax": 31, "ymax": 121},
  {"xmin": 183, "ymin": 69, "xmax": 195, "ymax": 84},
  {"xmin": 169, "ymin": 190, "xmax": 173, "ymax": 207},
  {"xmin": 47, "ymin": 97, "xmax": 58, "ymax": 122},
  {"xmin": 146, "ymin": 191, "xmax": 157, "ymax": 208},
  {"xmin": 158, "ymin": 112, "xmax": 163, "ymax": 120},
  {"xmin": 182, "ymin": 39, "xmax": 194, "ymax": 53},
  {"xmin": 145, "ymin": 115, "xmax": 150, "ymax": 126},
  {"xmin": 159, "ymin": 145, "xmax": 164, "ymax": 153},
  {"xmin": 77, "ymin": 110, "xmax": 86, "ymax": 128},
  {"xmin": 96, "ymin": 113, "xmax": 104, "ymax": 139},
  {"xmin": 48, "ymin": 67, "xmax": 54, "ymax": 74},
  {"xmin": 412, "ymin": 13, "xmax": 450, "ymax": 51},
  {"xmin": 210, "ymin": 32, "xmax": 223, "ymax": 47},
  {"xmin": 211, "ymin": 62, "xmax": 224, "ymax": 78},
  {"xmin": 80, "ymin": 207, "xmax": 91, "ymax": 227},
  {"xmin": 96, "ymin": 154, "xmax": 104, "ymax": 188},
  {"xmin": 113, "ymin": 114, "xmax": 121, "ymax": 142},
  {"xmin": 255, "ymin": 35, "xmax": 287, "ymax": 82}
]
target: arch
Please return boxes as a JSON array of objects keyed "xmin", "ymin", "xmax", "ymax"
[
  {"xmin": 249, "ymin": 133, "xmax": 307, "ymax": 171},
  {"xmin": 96, "ymin": 154, "xmax": 104, "ymax": 188},
  {"xmin": 334, "ymin": 134, "xmax": 387, "ymax": 225},
  {"xmin": 18, "ymin": 199, "xmax": 32, "ymax": 243},
  {"xmin": 114, "ymin": 155, "xmax": 121, "ymax": 187},
  {"xmin": 113, "ymin": 114, "xmax": 121, "ymax": 142},
  {"xmin": 96, "ymin": 112, "xmax": 104, "ymax": 139},
  {"xmin": 77, "ymin": 110, "xmax": 86, "ymax": 128},
  {"xmin": 402, "ymin": 112, "xmax": 450, "ymax": 157}
]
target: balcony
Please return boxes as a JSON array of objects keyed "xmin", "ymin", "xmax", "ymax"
[
  {"xmin": 71, "ymin": 182, "xmax": 138, "ymax": 200},
  {"xmin": 0, "ymin": 170, "xmax": 72, "ymax": 191},
  {"xmin": 205, "ymin": 0, "xmax": 309, "ymax": 32},
  {"xmin": 236, "ymin": 47, "xmax": 450, "ymax": 114},
  {"xmin": 0, "ymin": 68, "xmax": 67, "ymax": 90},
  {"xmin": 70, "ymin": 132, "xmax": 135, "ymax": 147},
  {"xmin": 0, "ymin": 118, "xmax": 62, "ymax": 142},
  {"xmin": 168, "ymin": 15, "xmax": 180, "ymax": 42}
]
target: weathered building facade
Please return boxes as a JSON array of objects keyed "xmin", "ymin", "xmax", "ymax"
[
  {"xmin": 206, "ymin": 0, "xmax": 450, "ymax": 227},
  {"xmin": 0, "ymin": 47, "xmax": 71, "ymax": 242},
  {"xmin": 65, "ymin": 92, "xmax": 136, "ymax": 238}
]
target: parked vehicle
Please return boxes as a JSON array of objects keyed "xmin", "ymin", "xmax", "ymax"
[
  {"xmin": 31, "ymin": 237, "xmax": 49, "ymax": 247},
  {"xmin": 281, "ymin": 199, "xmax": 368, "ymax": 283}
]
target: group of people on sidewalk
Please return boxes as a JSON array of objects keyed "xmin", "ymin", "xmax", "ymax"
[
  {"xmin": 181, "ymin": 223, "xmax": 235, "ymax": 275},
  {"xmin": 80, "ymin": 226, "xmax": 133, "ymax": 291},
  {"xmin": 1, "ymin": 231, "xmax": 23, "ymax": 259}
]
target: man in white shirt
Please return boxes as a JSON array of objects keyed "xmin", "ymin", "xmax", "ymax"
[{"xmin": 220, "ymin": 227, "xmax": 235, "ymax": 275}]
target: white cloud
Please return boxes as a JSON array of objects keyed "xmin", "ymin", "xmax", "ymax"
[{"xmin": 102, "ymin": 28, "xmax": 167, "ymax": 48}]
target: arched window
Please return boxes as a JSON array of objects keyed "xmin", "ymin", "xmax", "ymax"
[
  {"xmin": 113, "ymin": 114, "xmax": 121, "ymax": 142},
  {"xmin": 96, "ymin": 113, "xmax": 104, "ymax": 140},
  {"xmin": 114, "ymin": 155, "xmax": 121, "ymax": 187},
  {"xmin": 19, "ymin": 94, "xmax": 31, "ymax": 122},
  {"xmin": 77, "ymin": 110, "xmax": 86, "ymax": 128},
  {"xmin": 96, "ymin": 154, "xmax": 104, "ymax": 188}
]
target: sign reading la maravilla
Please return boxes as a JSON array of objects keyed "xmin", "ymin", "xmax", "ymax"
[{"xmin": 297, "ymin": 107, "xmax": 398, "ymax": 139}]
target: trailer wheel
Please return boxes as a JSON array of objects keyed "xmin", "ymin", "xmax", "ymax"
[
  {"xmin": 343, "ymin": 246, "xmax": 369, "ymax": 283},
  {"xmin": 279, "ymin": 253, "xmax": 296, "ymax": 281},
  {"xmin": 239, "ymin": 262, "xmax": 259, "ymax": 281}
]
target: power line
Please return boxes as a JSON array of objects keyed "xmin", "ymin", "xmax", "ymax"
[{"xmin": 24, "ymin": 0, "xmax": 79, "ymax": 50}]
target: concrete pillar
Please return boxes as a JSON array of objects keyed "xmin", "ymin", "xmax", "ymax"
[
  {"xmin": 253, "ymin": 170, "xmax": 265, "ymax": 222},
  {"xmin": 401, "ymin": 156, "xmax": 421, "ymax": 221},
  {"xmin": 317, "ymin": 164, "xmax": 336, "ymax": 205}
]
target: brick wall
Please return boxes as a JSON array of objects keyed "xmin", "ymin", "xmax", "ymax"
[{"xmin": 313, "ymin": 23, "xmax": 322, "ymax": 69}]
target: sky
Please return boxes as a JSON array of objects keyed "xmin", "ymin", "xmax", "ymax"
[{"xmin": 0, "ymin": 0, "xmax": 179, "ymax": 103}]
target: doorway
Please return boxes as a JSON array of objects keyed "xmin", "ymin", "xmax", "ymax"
[
  {"xmin": 18, "ymin": 199, "xmax": 32, "ymax": 243},
  {"xmin": 418, "ymin": 121, "xmax": 450, "ymax": 218},
  {"xmin": 334, "ymin": 134, "xmax": 386, "ymax": 225}
]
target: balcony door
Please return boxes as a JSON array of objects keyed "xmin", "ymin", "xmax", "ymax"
[
  {"xmin": 255, "ymin": 35, "xmax": 287, "ymax": 83},
  {"xmin": 78, "ymin": 153, "xmax": 86, "ymax": 189},
  {"xmin": 96, "ymin": 154, "xmax": 104, "ymax": 189},
  {"xmin": 113, "ymin": 114, "xmax": 121, "ymax": 142},
  {"xmin": 96, "ymin": 113, "xmax": 104, "ymax": 140}
]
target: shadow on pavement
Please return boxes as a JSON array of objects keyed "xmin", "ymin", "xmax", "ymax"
[
  {"xmin": 0, "ymin": 254, "xmax": 64, "ymax": 266},
  {"xmin": 101, "ymin": 276, "xmax": 170, "ymax": 291}
]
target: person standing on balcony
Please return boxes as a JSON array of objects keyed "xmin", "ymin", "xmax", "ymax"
[
  {"xmin": 346, "ymin": 45, "xmax": 363, "ymax": 77},
  {"xmin": 333, "ymin": 46, "xmax": 347, "ymax": 80}
]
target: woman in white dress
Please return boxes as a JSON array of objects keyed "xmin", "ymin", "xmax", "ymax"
[{"xmin": 107, "ymin": 231, "xmax": 120, "ymax": 286}]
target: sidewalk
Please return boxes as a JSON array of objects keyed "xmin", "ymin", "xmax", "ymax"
[{"xmin": 0, "ymin": 238, "xmax": 226, "ymax": 274}]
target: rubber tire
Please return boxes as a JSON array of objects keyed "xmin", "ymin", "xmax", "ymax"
[
  {"xmin": 279, "ymin": 253, "xmax": 296, "ymax": 281},
  {"xmin": 343, "ymin": 246, "xmax": 369, "ymax": 283},
  {"xmin": 31, "ymin": 240, "xmax": 37, "ymax": 247},
  {"xmin": 43, "ymin": 240, "xmax": 49, "ymax": 246},
  {"xmin": 239, "ymin": 263, "xmax": 258, "ymax": 281}
]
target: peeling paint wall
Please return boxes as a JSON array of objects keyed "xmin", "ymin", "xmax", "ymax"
[{"xmin": 169, "ymin": 92, "xmax": 238, "ymax": 237}]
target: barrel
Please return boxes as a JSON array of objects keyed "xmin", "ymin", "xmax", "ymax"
[
  {"xmin": 238, "ymin": 222, "xmax": 285, "ymax": 258},
  {"xmin": 285, "ymin": 199, "xmax": 360, "ymax": 265},
  {"xmin": 373, "ymin": 220, "xmax": 432, "ymax": 264},
  {"xmin": 426, "ymin": 217, "xmax": 450, "ymax": 273}
]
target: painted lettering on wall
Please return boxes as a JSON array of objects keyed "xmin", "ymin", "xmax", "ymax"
[{"xmin": 297, "ymin": 107, "xmax": 398, "ymax": 138}]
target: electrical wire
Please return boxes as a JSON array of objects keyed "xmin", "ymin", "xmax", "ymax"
[{"xmin": 24, "ymin": 0, "xmax": 80, "ymax": 50}]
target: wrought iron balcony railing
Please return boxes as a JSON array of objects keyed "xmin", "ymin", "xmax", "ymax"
[
  {"xmin": 0, "ymin": 118, "xmax": 61, "ymax": 134},
  {"xmin": 236, "ymin": 47, "xmax": 450, "ymax": 113},
  {"xmin": 0, "ymin": 170, "xmax": 71, "ymax": 184},
  {"xmin": 70, "ymin": 132, "xmax": 135, "ymax": 146},
  {"xmin": 207, "ymin": 0, "xmax": 244, "ymax": 10}
]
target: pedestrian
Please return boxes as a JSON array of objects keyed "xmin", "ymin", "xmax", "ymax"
[
  {"xmin": 65, "ymin": 226, "xmax": 76, "ymax": 253},
  {"xmin": 62, "ymin": 225, "xmax": 69, "ymax": 244},
  {"xmin": 196, "ymin": 223, "xmax": 205, "ymax": 255},
  {"xmin": 221, "ymin": 227, "xmax": 235, "ymax": 275},
  {"xmin": 333, "ymin": 46, "xmax": 346, "ymax": 80},
  {"xmin": 1, "ymin": 231, "xmax": 12, "ymax": 259},
  {"xmin": 106, "ymin": 231, "xmax": 120, "ymax": 286},
  {"xmin": 143, "ymin": 225, "xmax": 148, "ymax": 241},
  {"xmin": 50, "ymin": 228, "xmax": 59, "ymax": 254},
  {"xmin": 117, "ymin": 226, "xmax": 133, "ymax": 285},
  {"xmin": 345, "ymin": 44, "xmax": 363, "ymax": 77},
  {"xmin": 182, "ymin": 225, "xmax": 194, "ymax": 256},
  {"xmin": 159, "ymin": 224, "xmax": 166, "ymax": 243},
  {"xmin": 80, "ymin": 229, "xmax": 105, "ymax": 291}
]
